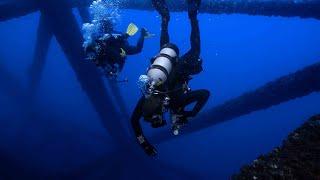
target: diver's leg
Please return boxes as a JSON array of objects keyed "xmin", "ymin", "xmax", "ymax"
[
  {"xmin": 188, "ymin": 0, "xmax": 201, "ymax": 18},
  {"xmin": 152, "ymin": 0, "xmax": 170, "ymax": 48},
  {"xmin": 175, "ymin": 89, "xmax": 210, "ymax": 118},
  {"xmin": 170, "ymin": 89, "xmax": 209, "ymax": 135},
  {"xmin": 179, "ymin": 0, "xmax": 202, "ymax": 75},
  {"xmin": 181, "ymin": 0, "xmax": 201, "ymax": 59},
  {"xmin": 188, "ymin": 0, "xmax": 201, "ymax": 56}
]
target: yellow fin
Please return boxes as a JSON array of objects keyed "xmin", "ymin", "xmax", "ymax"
[{"xmin": 126, "ymin": 23, "xmax": 139, "ymax": 36}]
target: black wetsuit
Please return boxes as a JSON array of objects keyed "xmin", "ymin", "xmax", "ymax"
[
  {"xmin": 86, "ymin": 30, "xmax": 145, "ymax": 74},
  {"xmin": 131, "ymin": 0, "xmax": 210, "ymax": 156}
]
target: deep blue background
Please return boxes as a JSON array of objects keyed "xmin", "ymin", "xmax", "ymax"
[{"xmin": 0, "ymin": 9, "xmax": 320, "ymax": 179}]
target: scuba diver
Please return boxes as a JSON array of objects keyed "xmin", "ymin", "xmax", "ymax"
[
  {"xmin": 131, "ymin": 0, "xmax": 210, "ymax": 156},
  {"xmin": 84, "ymin": 19, "xmax": 153, "ymax": 79}
]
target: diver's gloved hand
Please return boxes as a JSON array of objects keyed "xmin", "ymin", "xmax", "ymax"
[
  {"xmin": 141, "ymin": 28, "xmax": 155, "ymax": 39},
  {"xmin": 142, "ymin": 143, "xmax": 157, "ymax": 156},
  {"xmin": 136, "ymin": 135, "xmax": 158, "ymax": 156},
  {"xmin": 141, "ymin": 28, "xmax": 147, "ymax": 36},
  {"xmin": 141, "ymin": 28, "xmax": 155, "ymax": 38}
]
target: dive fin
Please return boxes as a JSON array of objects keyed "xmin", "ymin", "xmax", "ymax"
[{"xmin": 126, "ymin": 23, "xmax": 139, "ymax": 36}]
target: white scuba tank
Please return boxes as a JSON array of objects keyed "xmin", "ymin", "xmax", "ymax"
[{"xmin": 146, "ymin": 45, "xmax": 179, "ymax": 86}]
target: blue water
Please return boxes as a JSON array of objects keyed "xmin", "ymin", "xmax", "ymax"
[{"xmin": 0, "ymin": 7, "xmax": 320, "ymax": 179}]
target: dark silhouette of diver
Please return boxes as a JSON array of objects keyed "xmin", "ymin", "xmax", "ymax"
[
  {"xmin": 131, "ymin": 0, "xmax": 210, "ymax": 156},
  {"xmin": 84, "ymin": 19, "xmax": 152, "ymax": 79}
]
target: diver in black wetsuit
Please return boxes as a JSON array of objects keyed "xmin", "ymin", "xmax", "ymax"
[
  {"xmin": 84, "ymin": 19, "xmax": 150, "ymax": 78},
  {"xmin": 131, "ymin": 0, "xmax": 210, "ymax": 156}
]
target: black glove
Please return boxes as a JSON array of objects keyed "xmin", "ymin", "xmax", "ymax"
[
  {"xmin": 142, "ymin": 142, "xmax": 157, "ymax": 156},
  {"xmin": 141, "ymin": 28, "xmax": 147, "ymax": 36},
  {"xmin": 136, "ymin": 135, "xmax": 158, "ymax": 156}
]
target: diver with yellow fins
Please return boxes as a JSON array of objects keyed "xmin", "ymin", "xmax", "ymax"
[{"xmin": 84, "ymin": 19, "xmax": 154, "ymax": 79}]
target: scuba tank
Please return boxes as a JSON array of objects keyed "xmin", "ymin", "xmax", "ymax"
[{"xmin": 138, "ymin": 43, "xmax": 179, "ymax": 96}]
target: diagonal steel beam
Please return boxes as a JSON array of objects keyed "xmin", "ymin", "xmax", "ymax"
[
  {"xmin": 107, "ymin": 81, "xmax": 130, "ymax": 120},
  {"xmin": 28, "ymin": 13, "xmax": 53, "ymax": 95},
  {"xmin": 78, "ymin": 7, "xmax": 91, "ymax": 24},
  {"xmin": 0, "ymin": 59, "xmax": 111, "ymax": 146},
  {"xmin": 38, "ymin": 0, "xmax": 129, "ymax": 144},
  {"xmin": 0, "ymin": 0, "xmax": 38, "ymax": 21},
  {"xmin": 27, "ymin": 7, "xmax": 91, "ymax": 95},
  {"xmin": 0, "ymin": 0, "xmax": 92, "ymax": 21},
  {"xmin": 152, "ymin": 62, "xmax": 320, "ymax": 143}
]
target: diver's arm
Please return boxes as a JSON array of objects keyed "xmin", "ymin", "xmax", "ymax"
[
  {"xmin": 123, "ymin": 30, "xmax": 145, "ymax": 55},
  {"xmin": 131, "ymin": 97, "xmax": 157, "ymax": 156}
]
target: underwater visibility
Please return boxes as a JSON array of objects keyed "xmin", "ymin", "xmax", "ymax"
[{"xmin": 0, "ymin": 0, "xmax": 320, "ymax": 179}]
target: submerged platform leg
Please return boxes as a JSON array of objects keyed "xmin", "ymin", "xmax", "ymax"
[
  {"xmin": 28, "ymin": 13, "xmax": 53, "ymax": 95},
  {"xmin": 39, "ymin": 0, "xmax": 129, "ymax": 144}
]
